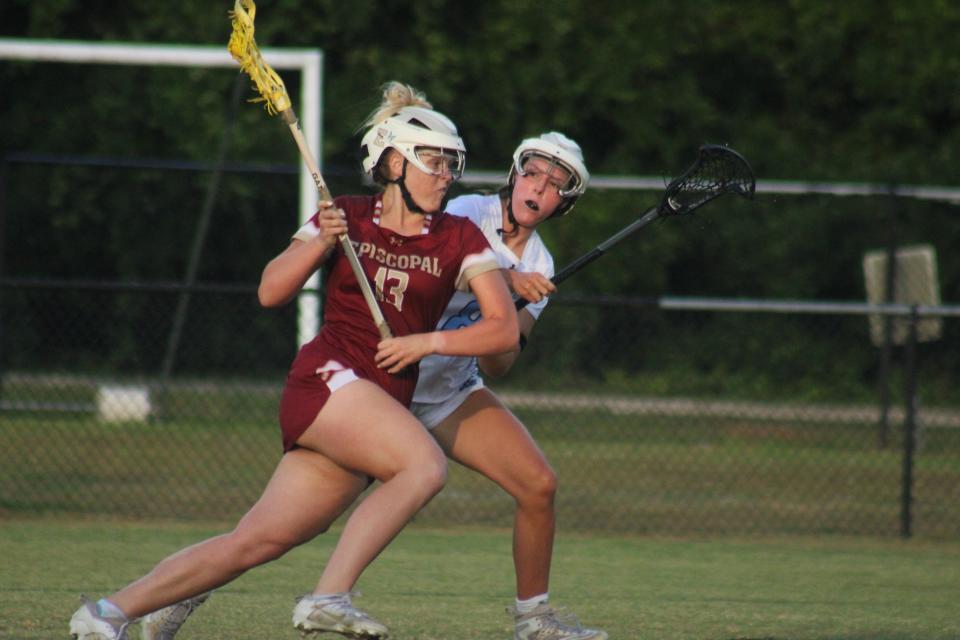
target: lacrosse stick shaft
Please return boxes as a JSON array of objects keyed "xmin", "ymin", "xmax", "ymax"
[
  {"xmin": 593, "ymin": 206, "xmax": 662, "ymax": 257},
  {"xmin": 515, "ymin": 206, "xmax": 660, "ymax": 311},
  {"xmin": 279, "ymin": 108, "xmax": 393, "ymax": 339},
  {"xmin": 515, "ymin": 144, "xmax": 755, "ymax": 312},
  {"xmin": 229, "ymin": 0, "xmax": 392, "ymax": 340},
  {"xmin": 279, "ymin": 110, "xmax": 332, "ymax": 201}
]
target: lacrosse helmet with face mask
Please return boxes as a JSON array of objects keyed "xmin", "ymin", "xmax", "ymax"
[
  {"xmin": 360, "ymin": 106, "xmax": 466, "ymax": 212},
  {"xmin": 510, "ymin": 131, "xmax": 590, "ymax": 219}
]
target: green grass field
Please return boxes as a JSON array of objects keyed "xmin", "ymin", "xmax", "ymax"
[
  {"xmin": 3, "ymin": 407, "xmax": 959, "ymax": 537},
  {"xmin": 1, "ymin": 518, "xmax": 958, "ymax": 639}
]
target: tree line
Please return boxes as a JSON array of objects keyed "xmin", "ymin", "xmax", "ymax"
[{"xmin": 2, "ymin": 1, "xmax": 958, "ymax": 399}]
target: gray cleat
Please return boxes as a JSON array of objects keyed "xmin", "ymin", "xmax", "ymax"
[
  {"xmin": 69, "ymin": 596, "xmax": 130, "ymax": 640},
  {"xmin": 510, "ymin": 603, "xmax": 608, "ymax": 640},
  {"xmin": 292, "ymin": 591, "xmax": 389, "ymax": 638},
  {"xmin": 141, "ymin": 591, "xmax": 211, "ymax": 640}
]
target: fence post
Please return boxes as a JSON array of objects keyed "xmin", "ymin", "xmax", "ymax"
[
  {"xmin": 157, "ymin": 74, "xmax": 245, "ymax": 416},
  {"xmin": 0, "ymin": 155, "xmax": 6, "ymax": 402},
  {"xmin": 877, "ymin": 199, "xmax": 899, "ymax": 448},
  {"xmin": 899, "ymin": 305, "xmax": 919, "ymax": 538}
]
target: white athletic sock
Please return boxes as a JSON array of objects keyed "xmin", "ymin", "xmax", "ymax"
[
  {"xmin": 515, "ymin": 593, "xmax": 548, "ymax": 614},
  {"xmin": 96, "ymin": 598, "xmax": 128, "ymax": 621},
  {"xmin": 307, "ymin": 592, "xmax": 350, "ymax": 603}
]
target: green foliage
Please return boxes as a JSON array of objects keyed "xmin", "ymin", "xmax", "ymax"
[
  {"xmin": 4, "ymin": 1, "xmax": 959, "ymax": 178},
  {"xmin": 2, "ymin": 1, "xmax": 959, "ymax": 397}
]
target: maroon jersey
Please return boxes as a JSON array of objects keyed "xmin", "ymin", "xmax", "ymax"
[{"xmin": 279, "ymin": 193, "xmax": 498, "ymax": 449}]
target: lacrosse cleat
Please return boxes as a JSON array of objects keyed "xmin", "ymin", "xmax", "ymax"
[
  {"xmin": 292, "ymin": 591, "xmax": 389, "ymax": 638},
  {"xmin": 510, "ymin": 603, "xmax": 608, "ymax": 640},
  {"xmin": 141, "ymin": 591, "xmax": 211, "ymax": 640},
  {"xmin": 69, "ymin": 596, "xmax": 130, "ymax": 640}
]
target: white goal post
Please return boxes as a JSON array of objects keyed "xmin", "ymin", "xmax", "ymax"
[{"xmin": 0, "ymin": 37, "xmax": 325, "ymax": 344}]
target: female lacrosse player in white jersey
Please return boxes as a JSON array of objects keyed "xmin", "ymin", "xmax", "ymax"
[
  {"xmin": 409, "ymin": 132, "xmax": 607, "ymax": 640},
  {"xmin": 68, "ymin": 82, "xmax": 517, "ymax": 640}
]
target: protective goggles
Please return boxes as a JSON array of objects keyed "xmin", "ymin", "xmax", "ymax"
[
  {"xmin": 410, "ymin": 146, "xmax": 466, "ymax": 179},
  {"xmin": 516, "ymin": 151, "xmax": 581, "ymax": 198}
]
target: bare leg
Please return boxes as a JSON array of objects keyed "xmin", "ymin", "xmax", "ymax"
[
  {"xmin": 431, "ymin": 388, "xmax": 556, "ymax": 599},
  {"xmin": 293, "ymin": 379, "xmax": 448, "ymax": 594},
  {"xmin": 108, "ymin": 448, "xmax": 366, "ymax": 618}
]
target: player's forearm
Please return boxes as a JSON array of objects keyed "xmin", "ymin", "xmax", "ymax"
[
  {"xmin": 430, "ymin": 315, "xmax": 519, "ymax": 358},
  {"xmin": 258, "ymin": 239, "xmax": 333, "ymax": 307}
]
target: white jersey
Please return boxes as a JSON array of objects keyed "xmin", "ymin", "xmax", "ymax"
[{"xmin": 412, "ymin": 193, "xmax": 554, "ymax": 405}]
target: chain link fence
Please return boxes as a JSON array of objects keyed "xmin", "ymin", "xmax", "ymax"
[
  {"xmin": 3, "ymin": 46, "xmax": 958, "ymax": 541},
  {"xmin": 2, "ymin": 280, "xmax": 958, "ymax": 539}
]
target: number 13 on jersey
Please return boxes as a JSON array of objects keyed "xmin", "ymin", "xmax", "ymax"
[{"xmin": 374, "ymin": 267, "xmax": 409, "ymax": 312}]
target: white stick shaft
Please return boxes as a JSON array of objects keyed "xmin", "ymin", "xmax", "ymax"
[
  {"xmin": 281, "ymin": 110, "xmax": 332, "ymax": 201},
  {"xmin": 281, "ymin": 109, "xmax": 393, "ymax": 339}
]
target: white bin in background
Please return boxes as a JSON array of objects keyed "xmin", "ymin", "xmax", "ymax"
[{"xmin": 96, "ymin": 384, "xmax": 151, "ymax": 423}]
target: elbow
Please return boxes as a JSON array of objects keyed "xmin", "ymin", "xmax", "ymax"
[
  {"xmin": 257, "ymin": 285, "xmax": 274, "ymax": 308},
  {"xmin": 480, "ymin": 357, "xmax": 515, "ymax": 379},
  {"xmin": 258, "ymin": 281, "xmax": 286, "ymax": 308}
]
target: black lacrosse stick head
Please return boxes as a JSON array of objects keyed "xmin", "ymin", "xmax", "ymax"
[{"xmin": 659, "ymin": 144, "xmax": 756, "ymax": 216}]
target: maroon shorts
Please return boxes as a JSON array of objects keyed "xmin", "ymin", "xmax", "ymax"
[{"xmin": 278, "ymin": 340, "xmax": 417, "ymax": 451}]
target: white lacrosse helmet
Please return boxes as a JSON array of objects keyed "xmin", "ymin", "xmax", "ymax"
[
  {"xmin": 512, "ymin": 132, "xmax": 589, "ymax": 216},
  {"xmin": 360, "ymin": 106, "xmax": 466, "ymax": 180}
]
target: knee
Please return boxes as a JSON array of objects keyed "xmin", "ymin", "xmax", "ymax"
[
  {"xmin": 517, "ymin": 463, "xmax": 557, "ymax": 508},
  {"xmin": 417, "ymin": 452, "xmax": 448, "ymax": 497},
  {"xmin": 222, "ymin": 528, "xmax": 296, "ymax": 569},
  {"xmin": 382, "ymin": 446, "xmax": 447, "ymax": 499},
  {"xmin": 400, "ymin": 448, "xmax": 447, "ymax": 499}
]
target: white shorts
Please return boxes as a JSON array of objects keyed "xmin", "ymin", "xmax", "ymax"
[{"xmin": 409, "ymin": 378, "xmax": 485, "ymax": 430}]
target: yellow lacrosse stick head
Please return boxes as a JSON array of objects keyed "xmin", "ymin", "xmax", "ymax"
[{"xmin": 228, "ymin": 0, "xmax": 291, "ymax": 114}]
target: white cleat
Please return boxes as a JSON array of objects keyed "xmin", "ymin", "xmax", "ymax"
[
  {"xmin": 69, "ymin": 596, "xmax": 130, "ymax": 640},
  {"xmin": 141, "ymin": 592, "xmax": 211, "ymax": 640},
  {"xmin": 510, "ymin": 603, "xmax": 608, "ymax": 640},
  {"xmin": 292, "ymin": 591, "xmax": 389, "ymax": 638}
]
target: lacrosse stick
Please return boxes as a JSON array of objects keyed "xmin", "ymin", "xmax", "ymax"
[
  {"xmin": 517, "ymin": 144, "xmax": 756, "ymax": 310},
  {"xmin": 228, "ymin": 0, "xmax": 393, "ymax": 339}
]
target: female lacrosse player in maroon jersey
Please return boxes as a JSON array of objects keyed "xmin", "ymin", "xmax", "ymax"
[
  {"xmin": 69, "ymin": 82, "xmax": 517, "ymax": 640},
  {"xmin": 277, "ymin": 132, "xmax": 604, "ymax": 640},
  {"xmin": 121, "ymin": 133, "xmax": 604, "ymax": 640}
]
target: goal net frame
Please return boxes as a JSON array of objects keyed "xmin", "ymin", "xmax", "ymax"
[{"xmin": 0, "ymin": 37, "xmax": 325, "ymax": 345}]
